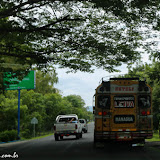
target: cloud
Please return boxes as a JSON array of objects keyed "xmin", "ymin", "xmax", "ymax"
[{"xmin": 55, "ymin": 64, "xmax": 128, "ymax": 107}]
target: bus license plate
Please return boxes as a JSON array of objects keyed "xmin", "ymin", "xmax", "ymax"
[{"xmin": 118, "ymin": 134, "xmax": 131, "ymax": 139}]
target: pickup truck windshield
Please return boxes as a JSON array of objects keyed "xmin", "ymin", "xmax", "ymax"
[{"xmin": 59, "ymin": 117, "xmax": 77, "ymax": 122}]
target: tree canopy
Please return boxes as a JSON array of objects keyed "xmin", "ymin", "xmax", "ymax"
[
  {"xmin": 35, "ymin": 70, "xmax": 58, "ymax": 94},
  {"xmin": 118, "ymin": 61, "xmax": 160, "ymax": 130},
  {"xmin": 1, "ymin": 0, "xmax": 160, "ymax": 73}
]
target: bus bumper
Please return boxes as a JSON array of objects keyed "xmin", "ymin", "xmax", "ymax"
[{"xmin": 94, "ymin": 131, "xmax": 153, "ymax": 142}]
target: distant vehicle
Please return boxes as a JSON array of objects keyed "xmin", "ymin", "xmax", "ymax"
[
  {"xmin": 79, "ymin": 119, "xmax": 88, "ymax": 133},
  {"xmin": 93, "ymin": 78, "xmax": 153, "ymax": 145},
  {"xmin": 54, "ymin": 114, "xmax": 83, "ymax": 141}
]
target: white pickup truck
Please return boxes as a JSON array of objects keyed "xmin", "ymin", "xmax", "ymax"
[{"xmin": 54, "ymin": 114, "xmax": 83, "ymax": 141}]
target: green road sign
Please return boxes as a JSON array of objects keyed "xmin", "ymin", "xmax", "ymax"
[{"xmin": 3, "ymin": 70, "xmax": 36, "ymax": 90}]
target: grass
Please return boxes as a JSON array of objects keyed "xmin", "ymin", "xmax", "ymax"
[
  {"xmin": 29, "ymin": 133, "xmax": 53, "ymax": 140},
  {"xmin": 146, "ymin": 131, "xmax": 160, "ymax": 142},
  {"xmin": 21, "ymin": 132, "xmax": 53, "ymax": 141},
  {"xmin": 0, "ymin": 133, "xmax": 54, "ymax": 144}
]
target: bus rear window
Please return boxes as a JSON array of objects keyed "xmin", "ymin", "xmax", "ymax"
[
  {"xmin": 138, "ymin": 95, "xmax": 151, "ymax": 108},
  {"xmin": 97, "ymin": 95, "xmax": 110, "ymax": 109}
]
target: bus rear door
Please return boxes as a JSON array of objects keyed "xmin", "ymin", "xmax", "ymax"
[{"xmin": 111, "ymin": 94, "xmax": 137, "ymax": 140}]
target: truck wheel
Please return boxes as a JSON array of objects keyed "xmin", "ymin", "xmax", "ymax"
[
  {"xmin": 60, "ymin": 136, "xmax": 63, "ymax": 140},
  {"xmin": 76, "ymin": 134, "xmax": 79, "ymax": 139},
  {"xmin": 94, "ymin": 135, "xmax": 98, "ymax": 143},
  {"xmin": 55, "ymin": 134, "xmax": 59, "ymax": 141},
  {"xmin": 80, "ymin": 132, "xmax": 82, "ymax": 138}
]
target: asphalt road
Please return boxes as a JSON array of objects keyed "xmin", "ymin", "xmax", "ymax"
[{"xmin": 0, "ymin": 122, "xmax": 160, "ymax": 160}]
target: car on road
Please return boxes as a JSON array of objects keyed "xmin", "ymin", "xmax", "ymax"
[
  {"xmin": 79, "ymin": 119, "xmax": 88, "ymax": 133},
  {"xmin": 54, "ymin": 114, "xmax": 83, "ymax": 141}
]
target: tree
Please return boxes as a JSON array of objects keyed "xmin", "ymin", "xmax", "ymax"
[
  {"xmin": 152, "ymin": 81, "xmax": 160, "ymax": 130},
  {"xmin": 64, "ymin": 95, "xmax": 85, "ymax": 108},
  {"xmin": 0, "ymin": 91, "xmax": 28, "ymax": 132},
  {"xmin": 1, "ymin": 0, "xmax": 159, "ymax": 73},
  {"xmin": 0, "ymin": 76, "xmax": 93, "ymax": 139},
  {"xmin": 64, "ymin": 94, "xmax": 87, "ymax": 118},
  {"xmin": 35, "ymin": 70, "xmax": 58, "ymax": 94},
  {"xmin": 121, "ymin": 62, "xmax": 160, "ymax": 130}
]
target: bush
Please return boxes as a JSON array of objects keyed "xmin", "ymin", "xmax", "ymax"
[
  {"xmin": 0, "ymin": 130, "xmax": 17, "ymax": 142},
  {"xmin": 0, "ymin": 132, "xmax": 9, "ymax": 142},
  {"xmin": 7, "ymin": 130, "xmax": 17, "ymax": 141},
  {"xmin": 21, "ymin": 129, "xmax": 31, "ymax": 139}
]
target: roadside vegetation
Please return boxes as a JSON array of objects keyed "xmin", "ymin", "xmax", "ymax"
[
  {"xmin": 119, "ymin": 61, "xmax": 160, "ymax": 131},
  {"xmin": 0, "ymin": 71, "xmax": 93, "ymax": 142},
  {"xmin": 21, "ymin": 132, "xmax": 54, "ymax": 141},
  {"xmin": 147, "ymin": 131, "xmax": 160, "ymax": 142}
]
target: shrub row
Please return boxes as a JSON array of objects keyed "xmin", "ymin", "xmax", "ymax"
[{"xmin": 0, "ymin": 130, "xmax": 18, "ymax": 142}]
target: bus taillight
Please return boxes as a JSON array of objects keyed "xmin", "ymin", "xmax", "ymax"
[
  {"xmin": 98, "ymin": 111, "xmax": 107, "ymax": 116},
  {"xmin": 141, "ymin": 111, "xmax": 146, "ymax": 115},
  {"xmin": 98, "ymin": 112, "xmax": 102, "ymax": 115},
  {"xmin": 103, "ymin": 111, "xmax": 107, "ymax": 115},
  {"xmin": 147, "ymin": 111, "xmax": 151, "ymax": 115},
  {"xmin": 141, "ymin": 110, "xmax": 151, "ymax": 115}
]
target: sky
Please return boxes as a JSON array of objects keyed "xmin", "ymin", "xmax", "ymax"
[{"xmin": 54, "ymin": 58, "xmax": 147, "ymax": 108}]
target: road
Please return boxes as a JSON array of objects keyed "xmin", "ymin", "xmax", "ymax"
[{"xmin": 0, "ymin": 122, "xmax": 160, "ymax": 160}]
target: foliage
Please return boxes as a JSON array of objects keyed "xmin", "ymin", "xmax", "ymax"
[
  {"xmin": 0, "ymin": 71, "xmax": 93, "ymax": 141},
  {"xmin": 152, "ymin": 81, "xmax": 160, "ymax": 130},
  {"xmin": 121, "ymin": 61, "xmax": 160, "ymax": 129},
  {"xmin": 146, "ymin": 131, "xmax": 160, "ymax": 142},
  {"xmin": 64, "ymin": 95, "xmax": 85, "ymax": 109},
  {"xmin": 0, "ymin": 130, "xmax": 17, "ymax": 142},
  {"xmin": 20, "ymin": 129, "xmax": 32, "ymax": 139},
  {"xmin": 35, "ymin": 70, "xmax": 59, "ymax": 94},
  {"xmin": 0, "ymin": 91, "xmax": 28, "ymax": 132},
  {"xmin": 2, "ymin": 0, "xmax": 160, "ymax": 73}
]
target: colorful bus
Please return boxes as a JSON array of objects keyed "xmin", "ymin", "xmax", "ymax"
[{"xmin": 93, "ymin": 78, "xmax": 153, "ymax": 144}]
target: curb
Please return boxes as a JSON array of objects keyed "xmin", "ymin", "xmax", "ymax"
[{"xmin": 0, "ymin": 140, "xmax": 22, "ymax": 145}]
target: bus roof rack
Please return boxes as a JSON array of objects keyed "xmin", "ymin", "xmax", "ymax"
[{"xmin": 110, "ymin": 78, "xmax": 139, "ymax": 81}]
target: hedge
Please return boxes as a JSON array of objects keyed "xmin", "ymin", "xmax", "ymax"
[{"xmin": 0, "ymin": 130, "xmax": 17, "ymax": 142}]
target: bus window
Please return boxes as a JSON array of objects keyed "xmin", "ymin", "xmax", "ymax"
[
  {"xmin": 138, "ymin": 95, "xmax": 151, "ymax": 108},
  {"xmin": 97, "ymin": 95, "xmax": 110, "ymax": 109}
]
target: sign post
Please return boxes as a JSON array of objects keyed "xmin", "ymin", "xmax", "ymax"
[
  {"xmin": 3, "ymin": 70, "xmax": 36, "ymax": 139},
  {"xmin": 17, "ymin": 89, "xmax": 21, "ymax": 139},
  {"xmin": 31, "ymin": 117, "xmax": 38, "ymax": 137}
]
